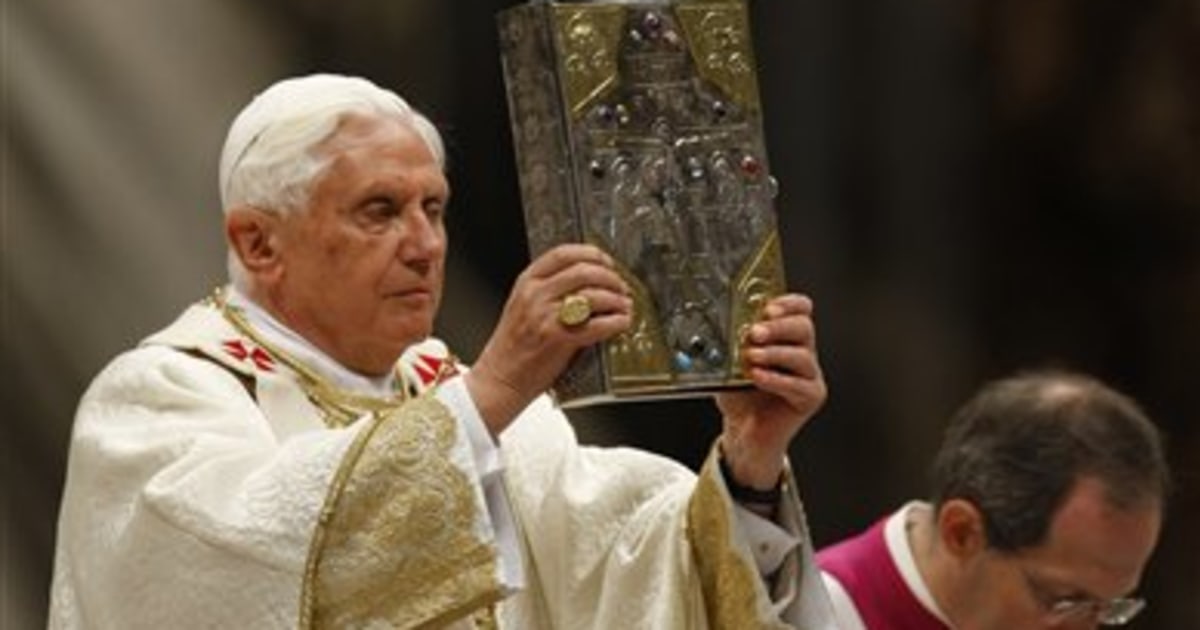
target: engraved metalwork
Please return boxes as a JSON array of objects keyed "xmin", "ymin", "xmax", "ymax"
[
  {"xmin": 498, "ymin": 0, "xmax": 786, "ymax": 406},
  {"xmin": 729, "ymin": 231, "xmax": 786, "ymax": 377},
  {"xmin": 605, "ymin": 254, "xmax": 673, "ymax": 388},
  {"xmin": 554, "ymin": 5, "xmax": 624, "ymax": 117},
  {"xmin": 558, "ymin": 293, "xmax": 594, "ymax": 327},
  {"xmin": 676, "ymin": 4, "xmax": 761, "ymax": 111}
]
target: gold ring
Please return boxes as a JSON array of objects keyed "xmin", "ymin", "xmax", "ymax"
[{"xmin": 558, "ymin": 293, "xmax": 592, "ymax": 327}]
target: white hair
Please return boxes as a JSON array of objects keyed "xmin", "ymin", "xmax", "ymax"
[{"xmin": 219, "ymin": 73, "xmax": 445, "ymax": 289}]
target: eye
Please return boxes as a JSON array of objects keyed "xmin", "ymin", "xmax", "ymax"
[
  {"xmin": 355, "ymin": 197, "xmax": 399, "ymax": 230},
  {"xmin": 423, "ymin": 197, "xmax": 447, "ymax": 223}
]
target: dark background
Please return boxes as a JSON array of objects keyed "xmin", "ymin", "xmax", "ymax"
[{"xmin": 4, "ymin": 0, "xmax": 1197, "ymax": 627}]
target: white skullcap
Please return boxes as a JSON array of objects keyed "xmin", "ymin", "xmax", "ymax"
[{"xmin": 218, "ymin": 74, "xmax": 437, "ymax": 210}]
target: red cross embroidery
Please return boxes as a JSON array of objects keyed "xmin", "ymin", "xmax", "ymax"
[
  {"xmin": 413, "ymin": 353, "xmax": 457, "ymax": 386},
  {"xmin": 221, "ymin": 339, "xmax": 276, "ymax": 372}
]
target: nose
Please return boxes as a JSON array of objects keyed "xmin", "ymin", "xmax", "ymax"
[{"xmin": 397, "ymin": 208, "xmax": 444, "ymax": 270}]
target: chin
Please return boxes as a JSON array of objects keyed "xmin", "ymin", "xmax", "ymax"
[{"xmin": 383, "ymin": 321, "xmax": 434, "ymax": 349}]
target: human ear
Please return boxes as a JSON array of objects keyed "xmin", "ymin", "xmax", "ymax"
[
  {"xmin": 225, "ymin": 206, "xmax": 283, "ymax": 283},
  {"xmin": 936, "ymin": 499, "xmax": 990, "ymax": 560}
]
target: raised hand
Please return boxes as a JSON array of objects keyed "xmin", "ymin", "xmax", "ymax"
[
  {"xmin": 716, "ymin": 294, "xmax": 826, "ymax": 490},
  {"xmin": 466, "ymin": 244, "xmax": 632, "ymax": 434}
]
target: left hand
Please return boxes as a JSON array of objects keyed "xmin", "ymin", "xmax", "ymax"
[{"xmin": 716, "ymin": 293, "xmax": 826, "ymax": 490}]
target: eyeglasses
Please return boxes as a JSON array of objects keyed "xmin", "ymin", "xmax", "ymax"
[{"xmin": 1019, "ymin": 567, "xmax": 1146, "ymax": 626}]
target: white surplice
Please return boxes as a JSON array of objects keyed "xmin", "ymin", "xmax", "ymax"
[{"xmin": 49, "ymin": 290, "xmax": 837, "ymax": 629}]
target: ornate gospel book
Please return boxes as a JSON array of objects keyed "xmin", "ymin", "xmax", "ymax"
[{"xmin": 498, "ymin": 0, "xmax": 786, "ymax": 406}]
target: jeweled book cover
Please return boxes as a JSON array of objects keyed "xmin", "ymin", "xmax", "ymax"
[{"xmin": 498, "ymin": 0, "xmax": 786, "ymax": 407}]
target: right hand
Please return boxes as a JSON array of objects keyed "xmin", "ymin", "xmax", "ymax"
[{"xmin": 465, "ymin": 244, "xmax": 633, "ymax": 434}]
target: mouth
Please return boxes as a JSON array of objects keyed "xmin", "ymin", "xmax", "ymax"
[{"xmin": 386, "ymin": 287, "xmax": 434, "ymax": 302}]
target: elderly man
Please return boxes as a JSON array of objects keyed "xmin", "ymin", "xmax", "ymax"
[
  {"xmin": 817, "ymin": 370, "xmax": 1170, "ymax": 629},
  {"xmin": 49, "ymin": 74, "xmax": 837, "ymax": 629}
]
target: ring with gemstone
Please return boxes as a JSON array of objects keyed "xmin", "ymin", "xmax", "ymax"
[{"xmin": 557, "ymin": 293, "xmax": 592, "ymax": 327}]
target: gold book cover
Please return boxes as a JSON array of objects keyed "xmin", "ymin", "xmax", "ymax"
[{"xmin": 498, "ymin": 0, "xmax": 786, "ymax": 406}]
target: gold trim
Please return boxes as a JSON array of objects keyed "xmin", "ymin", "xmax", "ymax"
[
  {"xmin": 728, "ymin": 232, "xmax": 785, "ymax": 378},
  {"xmin": 212, "ymin": 288, "xmax": 412, "ymax": 428},
  {"xmin": 687, "ymin": 444, "xmax": 790, "ymax": 630},
  {"xmin": 676, "ymin": 2, "xmax": 761, "ymax": 112},
  {"xmin": 603, "ymin": 252, "xmax": 674, "ymax": 390},
  {"xmin": 300, "ymin": 397, "xmax": 502, "ymax": 628},
  {"xmin": 187, "ymin": 291, "xmax": 496, "ymax": 626},
  {"xmin": 553, "ymin": 4, "xmax": 624, "ymax": 118}
]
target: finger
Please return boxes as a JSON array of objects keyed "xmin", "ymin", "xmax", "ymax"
[
  {"xmin": 575, "ymin": 311, "xmax": 633, "ymax": 343},
  {"xmin": 745, "ymin": 365, "xmax": 826, "ymax": 409},
  {"xmin": 528, "ymin": 244, "xmax": 614, "ymax": 279},
  {"xmin": 742, "ymin": 345, "xmax": 820, "ymax": 379},
  {"xmin": 762, "ymin": 293, "xmax": 813, "ymax": 319},
  {"xmin": 545, "ymin": 286, "xmax": 632, "ymax": 343},
  {"xmin": 746, "ymin": 314, "xmax": 815, "ymax": 347},
  {"xmin": 542, "ymin": 261, "xmax": 630, "ymax": 299},
  {"xmin": 555, "ymin": 306, "xmax": 633, "ymax": 348},
  {"xmin": 570, "ymin": 287, "xmax": 634, "ymax": 318}
]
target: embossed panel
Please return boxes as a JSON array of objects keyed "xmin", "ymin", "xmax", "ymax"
[{"xmin": 498, "ymin": 0, "xmax": 786, "ymax": 407}]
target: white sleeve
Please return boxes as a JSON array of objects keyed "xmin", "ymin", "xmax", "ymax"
[
  {"xmin": 53, "ymin": 347, "xmax": 360, "ymax": 627},
  {"xmin": 434, "ymin": 376, "xmax": 525, "ymax": 592},
  {"xmin": 719, "ymin": 460, "xmax": 828, "ymax": 619},
  {"xmin": 498, "ymin": 395, "xmax": 711, "ymax": 629},
  {"xmin": 497, "ymin": 396, "xmax": 842, "ymax": 629},
  {"xmin": 733, "ymin": 504, "xmax": 803, "ymax": 575}
]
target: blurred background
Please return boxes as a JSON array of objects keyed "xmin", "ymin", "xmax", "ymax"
[{"xmin": 3, "ymin": 0, "xmax": 1197, "ymax": 627}]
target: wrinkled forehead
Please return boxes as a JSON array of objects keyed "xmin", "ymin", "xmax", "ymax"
[{"xmin": 314, "ymin": 114, "xmax": 449, "ymax": 191}]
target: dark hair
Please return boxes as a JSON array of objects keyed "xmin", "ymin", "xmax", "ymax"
[{"xmin": 930, "ymin": 369, "xmax": 1170, "ymax": 552}]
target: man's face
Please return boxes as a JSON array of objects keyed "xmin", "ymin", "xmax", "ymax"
[
  {"xmin": 965, "ymin": 477, "xmax": 1162, "ymax": 630},
  {"xmin": 270, "ymin": 113, "xmax": 448, "ymax": 375}
]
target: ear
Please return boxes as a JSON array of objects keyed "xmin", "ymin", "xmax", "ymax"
[
  {"xmin": 225, "ymin": 206, "xmax": 284, "ymax": 285},
  {"xmin": 936, "ymin": 498, "xmax": 990, "ymax": 561}
]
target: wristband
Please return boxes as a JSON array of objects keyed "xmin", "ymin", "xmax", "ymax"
[{"xmin": 718, "ymin": 455, "xmax": 783, "ymax": 505}]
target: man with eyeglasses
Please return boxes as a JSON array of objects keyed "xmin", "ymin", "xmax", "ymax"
[{"xmin": 816, "ymin": 369, "xmax": 1170, "ymax": 629}]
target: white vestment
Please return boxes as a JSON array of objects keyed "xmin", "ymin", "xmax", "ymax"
[{"xmin": 49, "ymin": 291, "xmax": 837, "ymax": 629}]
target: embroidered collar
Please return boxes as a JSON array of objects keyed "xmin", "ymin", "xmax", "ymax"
[{"xmin": 210, "ymin": 287, "xmax": 416, "ymax": 428}]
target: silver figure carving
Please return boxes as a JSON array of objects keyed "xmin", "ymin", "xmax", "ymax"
[{"xmin": 499, "ymin": 0, "xmax": 786, "ymax": 406}]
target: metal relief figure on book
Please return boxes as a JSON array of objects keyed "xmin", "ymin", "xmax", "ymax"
[{"xmin": 499, "ymin": 0, "xmax": 786, "ymax": 406}]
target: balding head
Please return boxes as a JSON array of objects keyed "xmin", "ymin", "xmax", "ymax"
[{"xmin": 931, "ymin": 369, "xmax": 1169, "ymax": 551}]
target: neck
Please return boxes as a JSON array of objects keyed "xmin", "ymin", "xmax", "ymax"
[
  {"xmin": 249, "ymin": 283, "xmax": 397, "ymax": 377},
  {"xmin": 226, "ymin": 285, "xmax": 399, "ymax": 393},
  {"xmin": 908, "ymin": 504, "xmax": 961, "ymax": 627}
]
